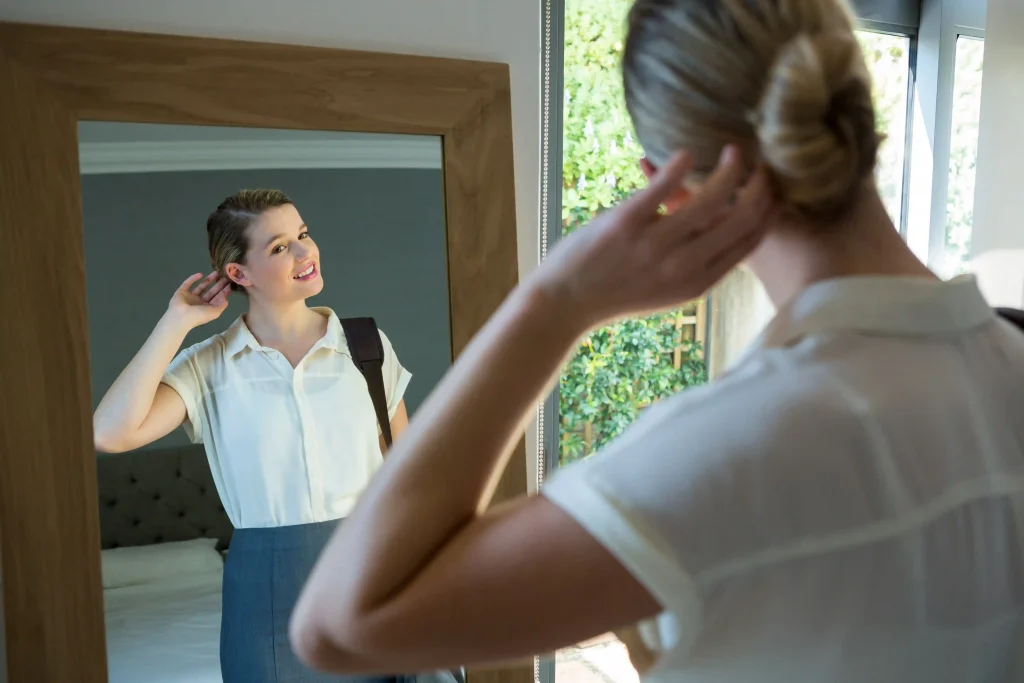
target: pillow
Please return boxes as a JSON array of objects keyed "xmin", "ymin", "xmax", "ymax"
[{"xmin": 101, "ymin": 538, "xmax": 222, "ymax": 589}]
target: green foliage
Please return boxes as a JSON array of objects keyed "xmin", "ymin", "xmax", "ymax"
[
  {"xmin": 559, "ymin": 0, "xmax": 707, "ymax": 466},
  {"xmin": 561, "ymin": 0, "xmax": 642, "ymax": 225},
  {"xmin": 560, "ymin": 316, "xmax": 707, "ymax": 465},
  {"xmin": 856, "ymin": 31, "xmax": 911, "ymax": 227},
  {"xmin": 943, "ymin": 37, "xmax": 985, "ymax": 277}
]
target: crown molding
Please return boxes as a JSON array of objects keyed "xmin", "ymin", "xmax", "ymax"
[{"xmin": 78, "ymin": 138, "xmax": 443, "ymax": 175}]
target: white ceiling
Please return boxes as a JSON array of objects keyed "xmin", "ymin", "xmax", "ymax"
[{"xmin": 0, "ymin": 0, "xmax": 532, "ymax": 64}]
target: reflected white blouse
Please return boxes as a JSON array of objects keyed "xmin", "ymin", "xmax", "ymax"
[{"xmin": 161, "ymin": 307, "xmax": 411, "ymax": 529}]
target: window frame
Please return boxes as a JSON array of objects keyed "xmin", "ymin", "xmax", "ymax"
[
  {"xmin": 940, "ymin": 31, "xmax": 986, "ymax": 274},
  {"xmin": 851, "ymin": 0, "xmax": 921, "ymax": 33},
  {"xmin": 853, "ymin": 24, "xmax": 919, "ymax": 236},
  {"xmin": 906, "ymin": 0, "xmax": 987, "ymax": 268},
  {"xmin": 536, "ymin": 3, "xmax": 565, "ymax": 683},
  {"xmin": 535, "ymin": 2, "xmax": 987, "ymax": 677}
]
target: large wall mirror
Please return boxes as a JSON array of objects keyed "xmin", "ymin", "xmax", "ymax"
[
  {"xmin": 0, "ymin": 22, "xmax": 527, "ymax": 683},
  {"xmin": 85, "ymin": 121, "xmax": 452, "ymax": 682}
]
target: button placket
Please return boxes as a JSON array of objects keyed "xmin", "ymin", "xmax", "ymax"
[
  {"xmin": 293, "ymin": 366, "xmax": 324, "ymax": 518},
  {"xmin": 262, "ymin": 347, "xmax": 292, "ymax": 381}
]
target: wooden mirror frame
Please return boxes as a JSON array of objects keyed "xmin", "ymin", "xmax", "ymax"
[{"xmin": 0, "ymin": 21, "xmax": 527, "ymax": 683}]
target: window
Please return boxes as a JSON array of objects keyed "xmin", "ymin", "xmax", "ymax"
[
  {"xmin": 547, "ymin": 9, "xmax": 919, "ymax": 682},
  {"xmin": 856, "ymin": 31, "xmax": 913, "ymax": 228},
  {"xmin": 938, "ymin": 35, "xmax": 986, "ymax": 278},
  {"xmin": 554, "ymin": 1, "xmax": 707, "ymax": 674},
  {"xmin": 557, "ymin": 0, "xmax": 709, "ymax": 473}
]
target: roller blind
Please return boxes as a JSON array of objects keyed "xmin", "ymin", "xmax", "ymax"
[{"xmin": 852, "ymin": 0, "xmax": 921, "ymax": 33}]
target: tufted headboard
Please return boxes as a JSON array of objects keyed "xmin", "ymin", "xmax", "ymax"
[{"xmin": 95, "ymin": 445, "xmax": 233, "ymax": 551}]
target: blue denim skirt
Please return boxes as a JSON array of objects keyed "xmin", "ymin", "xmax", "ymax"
[{"xmin": 221, "ymin": 520, "xmax": 397, "ymax": 683}]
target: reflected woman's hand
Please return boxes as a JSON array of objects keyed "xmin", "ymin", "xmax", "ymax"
[
  {"xmin": 167, "ymin": 271, "xmax": 231, "ymax": 329},
  {"xmin": 530, "ymin": 146, "xmax": 776, "ymax": 332}
]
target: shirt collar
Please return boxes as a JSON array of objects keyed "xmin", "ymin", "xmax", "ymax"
[
  {"xmin": 223, "ymin": 316, "xmax": 259, "ymax": 358},
  {"xmin": 317, "ymin": 308, "xmax": 348, "ymax": 355},
  {"xmin": 223, "ymin": 307, "xmax": 349, "ymax": 358},
  {"xmin": 750, "ymin": 274, "xmax": 996, "ymax": 353}
]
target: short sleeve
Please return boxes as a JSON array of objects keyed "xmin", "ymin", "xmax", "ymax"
[
  {"xmin": 160, "ymin": 348, "xmax": 204, "ymax": 444},
  {"xmin": 541, "ymin": 393, "xmax": 713, "ymax": 622},
  {"xmin": 541, "ymin": 361, "xmax": 805, "ymax": 615},
  {"xmin": 543, "ymin": 359, "xmax": 880, "ymax": 614},
  {"xmin": 378, "ymin": 329, "xmax": 412, "ymax": 418}
]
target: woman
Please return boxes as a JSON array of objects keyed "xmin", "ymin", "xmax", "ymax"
[
  {"xmin": 290, "ymin": 0, "xmax": 1024, "ymax": 681},
  {"xmin": 92, "ymin": 188, "xmax": 411, "ymax": 683}
]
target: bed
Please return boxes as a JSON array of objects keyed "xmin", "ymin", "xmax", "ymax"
[{"xmin": 96, "ymin": 445, "xmax": 233, "ymax": 683}]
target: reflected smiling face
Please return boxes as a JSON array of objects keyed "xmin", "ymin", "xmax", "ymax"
[{"xmin": 225, "ymin": 203, "xmax": 324, "ymax": 303}]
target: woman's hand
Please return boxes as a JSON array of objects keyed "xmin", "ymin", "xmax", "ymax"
[
  {"xmin": 166, "ymin": 271, "xmax": 231, "ymax": 329},
  {"xmin": 531, "ymin": 146, "xmax": 776, "ymax": 332}
]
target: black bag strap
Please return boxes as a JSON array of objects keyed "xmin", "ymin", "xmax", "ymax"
[
  {"xmin": 997, "ymin": 307, "xmax": 1024, "ymax": 333},
  {"xmin": 339, "ymin": 317, "xmax": 393, "ymax": 448}
]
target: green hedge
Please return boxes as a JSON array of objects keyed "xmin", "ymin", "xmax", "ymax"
[{"xmin": 559, "ymin": 0, "xmax": 707, "ymax": 466}]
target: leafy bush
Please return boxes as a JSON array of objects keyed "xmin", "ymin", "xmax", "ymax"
[
  {"xmin": 560, "ymin": 315, "xmax": 707, "ymax": 464},
  {"xmin": 559, "ymin": 0, "xmax": 707, "ymax": 466},
  {"xmin": 943, "ymin": 38, "xmax": 985, "ymax": 276}
]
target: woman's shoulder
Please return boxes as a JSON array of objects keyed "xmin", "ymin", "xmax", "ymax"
[
  {"xmin": 616, "ymin": 351, "xmax": 859, "ymax": 472},
  {"xmin": 175, "ymin": 327, "xmax": 234, "ymax": 367}
]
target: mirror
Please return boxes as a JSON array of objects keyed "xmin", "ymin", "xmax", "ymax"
[
  {"xmin": 0, "ymin": 22, "xmax": 522, "ymax": 683},
  {"xmin": 82, "ymin": 121, "xmax": 460, "ymax": 683}
]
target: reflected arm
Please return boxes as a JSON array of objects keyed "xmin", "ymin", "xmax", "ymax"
[
  {"xmin": 290, "ymin": 285, "xmax": 659, "ymax": 673},
  {"xmin": 92, "ymin": 313, "xmax": 191, "ymax": 453}
]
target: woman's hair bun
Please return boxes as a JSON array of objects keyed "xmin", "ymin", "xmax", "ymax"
[{"xmin": 753, "ymin": 31, "xmax": 882, "ymax": 221}]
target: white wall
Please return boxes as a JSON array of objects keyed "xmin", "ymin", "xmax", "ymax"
[{"xmin": 972, "ymin": 0, "xmax": 1024, "ymax": 307}]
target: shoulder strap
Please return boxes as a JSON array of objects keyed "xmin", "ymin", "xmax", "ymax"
[
  {"xmin": 997, "ymin": 308, "xmax": 1024, "ymax": 333},
  {"xmin": 339, "ymin": 317, "xmax": 393, "ymax": 448}
]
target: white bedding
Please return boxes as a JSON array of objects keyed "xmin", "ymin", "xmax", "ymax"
[{"xmin": 104, "ymin": 569, "xmax": 223, "ymax": 683}]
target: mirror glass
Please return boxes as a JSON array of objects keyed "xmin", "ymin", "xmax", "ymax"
[{"xmin": 82, "ymin": 121, "xmax": 459, "ymax": 682}]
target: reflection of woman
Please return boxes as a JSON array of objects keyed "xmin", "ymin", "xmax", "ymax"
[
  {"xmin": 93, "ymin": 189, "xmax": 410, "ymax": 683},
  {"xmin": 291, "ymin": 0, "xmax": 1024, "ymax": 681}
]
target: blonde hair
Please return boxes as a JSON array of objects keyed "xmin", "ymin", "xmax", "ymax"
[{"xmin": 623, "ymin": 0, "xmax": 881, "ymax": 222}]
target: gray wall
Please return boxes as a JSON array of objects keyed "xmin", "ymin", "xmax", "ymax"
[{"xmin": 82, "ymin": 168, "xmax": 451, "ymax": 450}]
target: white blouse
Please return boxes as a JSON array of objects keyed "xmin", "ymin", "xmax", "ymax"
[
  {"xmin": 544, "ymin": 276, "xmax": 1024, "ymax": 683},
  {"xmin": 161, "ymin": 307, "xmax": 411, "ymax": 529}
]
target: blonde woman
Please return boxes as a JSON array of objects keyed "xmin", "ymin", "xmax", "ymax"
[{"xmin": 291, "ymin": 0, "xmax": 1024, "ymax": 681}]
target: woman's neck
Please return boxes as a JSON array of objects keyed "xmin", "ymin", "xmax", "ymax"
[
  {"xmin": 748, "ymin": 189, "xmax": 937, "ymax": 309},
  {"xmin": 243, "ymin": 300, "xmax": 325, "ymax": 347}
]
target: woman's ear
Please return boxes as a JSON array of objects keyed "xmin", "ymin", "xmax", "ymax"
[
  {"xmin": 640, "ymin": 156, "xmax": 691, "ymax": 214},
  {"xmin": 224, "ymin": 263, "xmax": 250, "ymax": 289}
]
